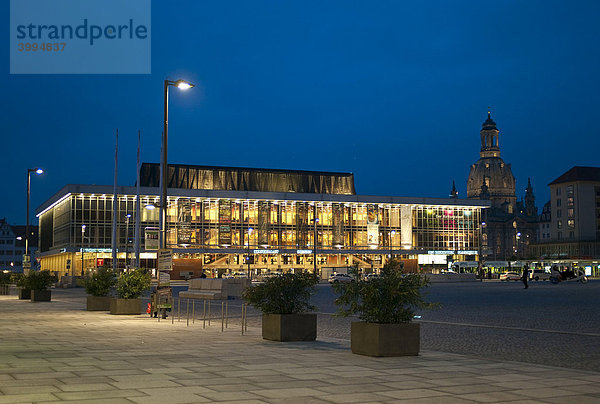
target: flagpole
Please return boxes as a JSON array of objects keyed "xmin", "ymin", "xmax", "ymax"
[
  {"xmin": 135, "ymin": 130, "xmax": 141, "ymax": 269},
  {"xmin": 112, "ymin": 129, "xmax": 119, "ymax": 272}
]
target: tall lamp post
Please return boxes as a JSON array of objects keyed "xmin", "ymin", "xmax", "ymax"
[
  {"xmin": 311, "ymin": 218, "xmax": 319, "ymax": 276},
  {"xmin": 81, "ymin": 224, "xmax": 86, "ymax": 276},
  {"xmin": 25, "ymin": 168, "xmax": 44, "ymax": 268},
  {"xmin": 247, "ymin": 227, "xmax": 253, "ymax": 279},
  {"xmin": 160, "ymin": 79, "xmax": 194, "ymax": 250}
]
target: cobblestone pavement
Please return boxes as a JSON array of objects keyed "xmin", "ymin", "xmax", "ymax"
[
  {"xmin": 307, "ymin": 280, "xmax": 600, "ymax": 372},
  {"xmin": 2, "ymin": 288, "xmax": 600, "ymax": 403}
]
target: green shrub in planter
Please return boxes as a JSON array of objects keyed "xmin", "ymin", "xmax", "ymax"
[
  {"xmin": 333, "ymin": 260, "xmax": 438, "ymax": 356},
  {"xmin": 110, "ymin": 269, "xmax": 152, "ymax": 315},
  {"xmin": 26, "ymin": 271, "xmax": 57, "ymax": 302},
  {"xmin": 116, "ymin": 268, "xmax": 152, "ymax": 299},
  {"xmin": 78, "ymin": 267, "xmax": 117, "ymax": 311},
  {"xmin": 26, "ymin": 270, "xmax": 57, "ymax": 291},
  {"xmin": 242, "ymin": 272, "xmax": 319, "ymax": 341},
  {"xmin": 78, "ymin": 267, "xmax": 116, "ymax": 296},
  {"xmin": 242, "ymin": 272, "xmax": 318, "ymax": 314}
]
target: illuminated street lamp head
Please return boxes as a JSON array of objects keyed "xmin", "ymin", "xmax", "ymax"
[
  {"xmin": 248, "ymin": 227, "xmax": 253, "ymax": 234},
  {"xmin": 35, "ymin": 168, "xmax": 44, "ymax": 174},
  {"xmin": 175, "ymin": 80, "xmax": 194, "ymax": 90}
]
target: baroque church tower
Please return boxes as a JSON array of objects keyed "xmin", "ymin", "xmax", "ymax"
[{"xmin": 467, "ymin": 112, "xmax": 517, "ymax": 213}]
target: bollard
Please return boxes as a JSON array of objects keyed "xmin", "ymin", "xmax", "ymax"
[
  {"xmin": 178, "ymin": 298, "xmax": 181, "ymax": 322},
  {"xmin": 245, "ymin": 304, "xmax": 248, "ymax": 333},
  {"xmin": 225, "ymin": 301, "xmax": 229, "ymax": 329},
  {"xmin": 208, "ymin": 301, "xmax": 211, "ymax": 327},
  {"xmin": 186, "ymin": 299, "xmax": 190, "ymax": 326},
  {"xmin": 172, "ymin": 298, "xmax": 174, "ymax": 324},
  {"xmin": 192, "ymin": 300, "xmax": 195, "ymax": 324},
  {"xmin": 203, "ymin": 300, "xmax": 206, "ymax": 329},
  {"xmin": 221, "ymin": 301, "xmax": 224, "ymax": 332}
]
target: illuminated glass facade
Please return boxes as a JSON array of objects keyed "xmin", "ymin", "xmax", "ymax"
[{"xmin": 36, "ymin": 183, "xmax": 487, "ymax": 278}]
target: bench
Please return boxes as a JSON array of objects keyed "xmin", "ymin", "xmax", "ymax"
[{"xmin": 178, "ymin": 278, "xmax": 251, "ymax": 300}]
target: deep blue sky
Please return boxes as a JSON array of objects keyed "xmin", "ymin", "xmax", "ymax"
[{"xmin": 3, "ymin": 0, "xmax": 599, "ymax": 225}]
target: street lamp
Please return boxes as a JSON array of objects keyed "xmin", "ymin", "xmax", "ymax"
[
  {"xmin": 161, "ymin": 79, "xmax": 194, "ymax": 250},
  {"xmin": 81, "ymin": 224, "xmax": 86, "ymax": 276},
  {"xmin": 247, "ymin": 227, "xmax": 253, "ymax": 279},
  {"xmin": 25, "ymin": 168, "xmax": 44, "ymax": 266},
  {"xmin": 311, "ymin": 218, "xmax": 319, "ymax": 276}
]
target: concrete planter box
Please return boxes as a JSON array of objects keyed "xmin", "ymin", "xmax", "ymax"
[
  {"xmin": 351, "ymin": 322, "xmax": 420, "ymax": 357},
  {"xmin": 87, "ymin": 296, "xmax": 111, "ymax": 311},
  {"xmin": 30, "ymin": 289, "xmax": 52, "ymax": 302},
  {"xmin": 18, "ymin": 289, "xmax": 31, "ymax": 300},
  {"xmin": 110, "ymin": 298, "xmax": 142, "ymax": 315},
  {"xmin": 262, "ymin": 313, "xmax": 317, "ymax": 342}
]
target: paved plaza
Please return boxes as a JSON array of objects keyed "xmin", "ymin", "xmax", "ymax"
[{"xmin": 1, "ymin": 287, "xmax": 600, "ymax": 403}]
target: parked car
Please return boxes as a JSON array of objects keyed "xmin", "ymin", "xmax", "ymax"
[
  {"xmin": 529, "ymin": 269, "xmax": 551, "ymax": 281},
  {"xmin": 328, "ymin": 273, "xmax": 354, "ymax": 284},
  {"xmin": 499, "ymin": 272, "xmax": 521, "ymax": 281},
  {"xmin": 364, "ymin": 273, "xmax": 381, "ymax": 281}
]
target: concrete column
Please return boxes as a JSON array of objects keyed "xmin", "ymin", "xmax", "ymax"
[{"xmin": 400, "ymin": 205, "xmax": 412, "ymax": 249}]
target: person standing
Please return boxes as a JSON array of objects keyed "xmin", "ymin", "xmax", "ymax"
[{"xmin": 522, "ymin": 264, "xmax": 529, "ymax": 289}]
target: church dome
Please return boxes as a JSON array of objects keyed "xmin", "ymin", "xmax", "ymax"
[{"xmin": 467, "ymin": 113, "xmax": 516, "ymax": 209}]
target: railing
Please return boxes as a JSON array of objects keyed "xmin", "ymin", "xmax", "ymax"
[{"xmin": 142, "ymin": 297, "xmax": 251, "ymax": 335}]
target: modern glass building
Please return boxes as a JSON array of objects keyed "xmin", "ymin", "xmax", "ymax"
[{"xmin": 36, "ymin": 164, "xmax": 489, "ymax": 279}]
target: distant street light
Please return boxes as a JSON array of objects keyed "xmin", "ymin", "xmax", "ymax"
[
  {"xmin": 26, "ymin": 168, "xmax": 44, "ymax": 267},
  {"xmin": 161, "ymin": 79, "xmax": 194, "ymax": 250}
]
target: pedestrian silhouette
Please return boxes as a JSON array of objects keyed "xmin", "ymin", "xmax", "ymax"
[{"xmin": 522, "ymin": 264, "xmax": 529, "ymax": 289}]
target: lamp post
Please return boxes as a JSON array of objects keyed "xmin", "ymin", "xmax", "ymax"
[
  {"xmin": 81, "ymin": 224, "xmax": 86, "ymax": 276},
  {"xmin": 311, "ymin": 218, "xmax": 319, "ymax": 276},
  {"xmin": 125, "ymin": 213, "xmax": 132, "ymax": 269},
  {"xmin": 247, "ymin": 227, "xmax": 253, "ymax": 279},
  {"xmin": 25, "ymin": 168, "xmax": 44, "ymax": 265},
  {"xmin": 160, "ymin": 79, "xmax": 194, "ymax": 250}
]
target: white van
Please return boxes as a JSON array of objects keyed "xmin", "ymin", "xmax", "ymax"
[{"xmin": 529, "ymin": 268, "xmax": 551, "ymax": 281}]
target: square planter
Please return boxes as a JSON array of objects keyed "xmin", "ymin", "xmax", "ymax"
[
  {"xmin": 262, "ymin": 313, "xmax": 317, "ymax": 342},
  {"xmin": 18, "ymin": 289, "xmax": 31, "ymax": 300},
  {"xmin": 87, "ymin": 296, "xmax": 111, "ymax": 311},
  {"xmin": 351, "ymin": 322, "xmax": 420, "ymax": 357},
  {"xmin": 30, "ymin": 289, "xmax": 51, "ymax": 302},
  {"xmin": 110, "ymin": 298, "xmax": 142, "ymax": 315}
]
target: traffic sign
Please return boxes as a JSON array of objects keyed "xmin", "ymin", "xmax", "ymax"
[{"xmin": 157, "ymin": 248, "xmax": 173, "ymax": 271}]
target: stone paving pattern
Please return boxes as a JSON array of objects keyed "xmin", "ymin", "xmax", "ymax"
[{"xmin": 1, "ymin": 287, "xmax": 600, "ymax": 403}]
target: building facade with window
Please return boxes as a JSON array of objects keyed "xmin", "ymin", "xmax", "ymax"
[
  {"xmin": 529, "ymin": 166, "xmax": 600, "ymax": 261},
  {"xmin": 0, "ymin": 219, "xmax": 38, "ymax": 273},
  {"xmin": 36, "ymin": 164, "xmax": 488, "ymax": 279}
]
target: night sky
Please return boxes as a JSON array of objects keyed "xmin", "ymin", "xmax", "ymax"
[{"xmin": 3, "ymin": 0, "xmax": 599, "ymax": 225}]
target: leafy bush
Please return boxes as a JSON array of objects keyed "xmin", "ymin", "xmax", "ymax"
[
  {"xmin": 242, "ymin": 272, "xmax": 319, "ymax": 314},
  {"xmin": 13, "ymin": 273, "xmax": 28, "ymax": 289},
  {"xmin": 333, "ymin": 260, "xmax": 438, "ymax": 324},
  {"xmin": 116, "ymin": 268, "xmax": 151, "ymax": 299},
  {"xmin": 78, "ymin": 267, "xmax": 116, "ymax": 297},
  {"xmin": 26, "ymin": 270, "xmax": 58, "ymax": 291},
  {"xmin": 0, "ymin": 272, "xmax": 11, "ymax": 285}
]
